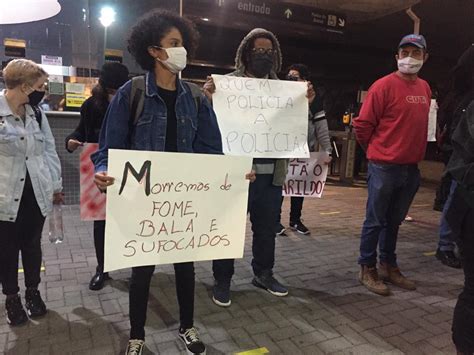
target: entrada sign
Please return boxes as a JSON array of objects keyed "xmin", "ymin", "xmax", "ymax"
[{"xmin": 214, "ymin": 0, "xmax": 346, "ymax": 33}]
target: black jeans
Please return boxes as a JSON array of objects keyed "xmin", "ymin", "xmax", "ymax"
[
  {"xmin": 93, "ymin": 220, "xmax": 105, "ymax": 271},
  {"xmin": 129, "ymin": 262, "xmax": 194, "ymax": 340},
  {"xmin": 277, "ymin": 196, "xmax": 304, "ymax": 225},
  {"xmin": 448, "ymin": 186, "xmax": 474, "ymax": 353},
  {"xmin": 213, "ymin": 174, "xmax": 282, "ymax": 281},
  {"xmin": 0, "ymin": 173, "xmax": 45, "ymax": 296}
]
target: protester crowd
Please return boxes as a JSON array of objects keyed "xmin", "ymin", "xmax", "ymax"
[{"xmin": 0, "ymin": 9, "xmax": 473, "ymax": 355}]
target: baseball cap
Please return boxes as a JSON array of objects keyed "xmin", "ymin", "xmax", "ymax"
[{"xmin": 398, "ymin": 34, "xmax": 427, "ymax": 50}]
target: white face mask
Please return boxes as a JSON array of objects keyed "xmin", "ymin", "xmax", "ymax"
[
  {"xmin": 156, "ymin": 47, "xmax": 187, "ymax": 74},
  {"xmin": 397, "ymin": 56, "xmax": 424, "ymax": 74}
]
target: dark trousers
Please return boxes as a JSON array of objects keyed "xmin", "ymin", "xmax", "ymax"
[
  {"xmin": 93, "ymin": 220, "xmax": 105, "ymax": 271},
  {"xmin": 448, "ymin": 187, "xmax": 474, "ymax": 353},
  {"xmin": 359, "ymin": 163, "xmax": 420, "ymax": 266},
  {"xmin": 277, "ymin": 196, "xmax": 304, "ymax": 224},
  {"xmin": 434, "ymin": 151, "xmax": 453, "ymax": 209},
  {"xmin": 213, "ymin": 174, "xmax": 282, "ymax": 281},
  {"xmin": 0, "ymin": 173, "xmax": 45, "ymax": 296},
  {"xmin": 129, "ymin": 262, "xmax": 194, "ymax": 340}
]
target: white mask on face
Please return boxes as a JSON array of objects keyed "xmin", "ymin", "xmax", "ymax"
[
  {"xmin": 397, "ymin": 56, "xmax": 424, "ymax": 74},
  {"xmin": 156, "ymin": 47, "xmax": 187, "ymax": 74}
]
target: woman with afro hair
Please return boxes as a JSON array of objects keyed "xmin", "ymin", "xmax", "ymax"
[{"xmin": 92, "ymin": 10, "xmax": 223, "ymax": 355}]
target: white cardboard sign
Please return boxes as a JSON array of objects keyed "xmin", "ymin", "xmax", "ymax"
[
  {"xmin": 212, "ymin": 74, "xmax": 309, "ymax": 158},
  {"xmin": 104, "ymin": 150, "xmax": 252, "ymax": 272}
]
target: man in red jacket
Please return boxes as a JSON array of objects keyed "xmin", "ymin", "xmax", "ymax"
[{"xmin": 353, "ymin": 34, "xmax": 431, "ymax": 296}]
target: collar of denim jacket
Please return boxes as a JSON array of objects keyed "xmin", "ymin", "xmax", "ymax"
[{"xmin": 144, "ymin": 71, "xmax": 188, "ymax": 100}]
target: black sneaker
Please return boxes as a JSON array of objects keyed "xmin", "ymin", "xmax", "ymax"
[
  {"xmin": 290, "ymin": 220, "xmax": 310, "ymax": 235},
  {"xmin": 212, "ymin": 280, "xmax": 231, "ymax": 307},
  {"xmin": 89, "ymin": 267, "xmax": 111, "ymax": 291},
  {"xmin": 5, "ymin": 294, "xmax": 28, "ymax": 326},
  {"xmin": 178, "ymin": 327, "xmax": 206, "ymax": 355},
  {"xmin": 252, "ymin": 271, "xmax": 288, "ymax": 297},
  {"xmin": 25, "ymin": 289, "xmax": 47, "ymax": 318},
  {"xmin": 275, "ymin": 223, "xmax": 286, "ymax": 236},
  {"xmin": 125, "ymin": 339, "xmax": 145, "ymax": 355},
  {"xmin": 436, "ymin": 248, "xmax": 462, "ymax": 269}
]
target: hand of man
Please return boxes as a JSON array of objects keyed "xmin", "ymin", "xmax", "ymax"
[
  {"xmin": 67, "ymin": 139, "xmax": 84, "ymax": 152},
  {"xmin": 203, "ymin": 76, "xmax": 216, "ymax": 102},
  {"xmin": 245, "ymin": 170, "xmax": 256, "ymax": 183},
  {"xmin": 94, "ymin": 171, "xmax": 115, "ymax": 192}
]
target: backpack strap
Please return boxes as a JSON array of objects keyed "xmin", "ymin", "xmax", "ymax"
[
  {"xmin": 184, "ymin": 81, "xmax": 202, "ymax": 113},
  {"xmin": 130, "ymin": 75, "xmax": 146, "ymax": 126},
  {"xmin": 32, "ymin": 106, "xmax": 42, "ymax": 129}
]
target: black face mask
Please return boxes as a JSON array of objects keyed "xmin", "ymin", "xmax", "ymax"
[
  {"xmin": 28, "ymin": 90, "xmax": 45, "ymax": 107},
  {"xmin": 248, "ymin": 52, "xmax": 274, "ymax": 78}
]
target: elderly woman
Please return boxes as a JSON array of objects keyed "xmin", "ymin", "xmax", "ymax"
[{"xmin": 0, "ymin": 59, "xmax": 63, "ymax": 326}]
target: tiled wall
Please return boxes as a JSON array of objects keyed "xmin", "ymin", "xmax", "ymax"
[{"xmin": 47, "ymin": 113, "xmax": 81, "ymax": 205}]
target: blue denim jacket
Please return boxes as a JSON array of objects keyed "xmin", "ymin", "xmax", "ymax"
[
  {"xmin": 0, "ymin": 92, "xmax": 62, "ymax": 222},
  {"xmin": 92, "ymin": 71, "xmax": 223, "ymax": 172}
]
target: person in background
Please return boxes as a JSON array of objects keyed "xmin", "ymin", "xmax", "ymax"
[
  {"xmin": 445, "ymin": 98, "xmax": 474, "ymax": 355},
  {"xmin": 435, "ymin": 44, "xmax": 474, "ymax": 269},
  {"xmin": 0, "ymin": 59, "xmax": 63, "ymax": 326},
  {"xmin": 276, "ymin": 63, "xmax": 332, "ymax": 236},
  {"xmin": 353, "ymin": 34, "xmax": 431, "ymax": 296},
  {"xmin": 65, "ymin": 62, "xmax": 129, "ymax": 290}
]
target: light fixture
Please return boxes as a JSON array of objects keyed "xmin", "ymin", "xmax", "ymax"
[
  {"xmin": 201, "ymin": 18, "xmax": 210, "ymax": 22},
  {"xmin": 99, "ymin": 6, "xmax": 116, "ymax": 28},
  {"xmin": 0, "ymin": 0, "xmax": 61, "ymax": 24}
]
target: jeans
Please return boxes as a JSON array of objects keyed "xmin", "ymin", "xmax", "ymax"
[
  {"xmin": 129, "ymin": 262, "xmax": 194, "ymax": 340},
  {"xmin": 277, "ymin": 196, "xmax": 304, "ymax": 224},
  {"xmin": 93, "ymin": 220, "xmax": 105, "ymax": 270},
  {"xmin": 448, "ymin": 186, "xmax": 474, "ymax": 353},
  {"xmin": 213, "ymin": 174, "xmax": 282, "ymax": 281},
  {"xmin": 438, "ymin": 180, "xmax": 457, "ymax": 251},
  {"xmin": 358, "ymin": 162, "xmax": 420, "ymax": 267},
  {"xmin": 0, "ymin": 173, "xmax": 45, "ymax": 295}
]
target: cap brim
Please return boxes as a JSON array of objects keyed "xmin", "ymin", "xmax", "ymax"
[{"xmin": 399, "ymin": 42, "xmax": 425, "ymax": 49}]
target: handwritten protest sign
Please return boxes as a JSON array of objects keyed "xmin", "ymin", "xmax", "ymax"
[
  {"xmin": 283, "ymin": 152, "xmax": 329, "ymax": 198},
  {"xmin": 104, "ymin": 150, "xmax": 252, "ymax": 272},
  {"xmin": 80, "ymin": 143, "xmax": 106, "ymax": 221},
  {"xmin": 212, "ymin": 74, "xmax": 309, "ymax": 158}
]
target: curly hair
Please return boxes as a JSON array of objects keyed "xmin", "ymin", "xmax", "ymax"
[
  {"xmin": 127, "ymin": 10, "xmax": 199, "ymax": 71},
  {"xmin": 288, "ymin": 64, "xmax": 310, "ymax": 80}
]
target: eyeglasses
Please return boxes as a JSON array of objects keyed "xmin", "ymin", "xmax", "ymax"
[{"xmin": 251, "ymin": 47, "xmax": 275, "ymax": 55}]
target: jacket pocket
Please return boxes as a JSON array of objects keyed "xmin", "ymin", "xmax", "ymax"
[
  {"xmin": 0, "ymin": 134, "xmax": 17, "ymax": 156},
  {"xmin": 33, "ymin": 133, "xmax": 45, "ymax": 155}
]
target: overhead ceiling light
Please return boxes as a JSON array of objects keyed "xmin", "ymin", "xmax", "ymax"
[
  {"xmin": 99, "ymin": 6, "xmax": 116, "ymax": 28},
  {"xmin": 201, "ymin": 17, "xmax": 210, "ymax": 21},
  {"xmin": 0, "ymin": 0, "xmax": 61, "ymax": 24}
]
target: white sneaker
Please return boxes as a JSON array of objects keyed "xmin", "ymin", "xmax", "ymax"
[
  {"xmin": 178, "ymin": 327, "xmax": 206, "ymax": 355},
  {"xmin": 125, "ymin": 339, "xmax": 145, "ymax": 355}
]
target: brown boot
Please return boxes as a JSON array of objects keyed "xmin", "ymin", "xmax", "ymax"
[
  {"xmin": 358, "ymin": 265, "xmax": 390, "ymax": 296},
  {"xmin": 379, "ymin": 263, "xmax": 416, "ymax": 290}
]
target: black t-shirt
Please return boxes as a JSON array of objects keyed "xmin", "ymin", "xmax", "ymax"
[{"xmin": 157, "ymin": 86, "xmax": 178, "ymax": 152}]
